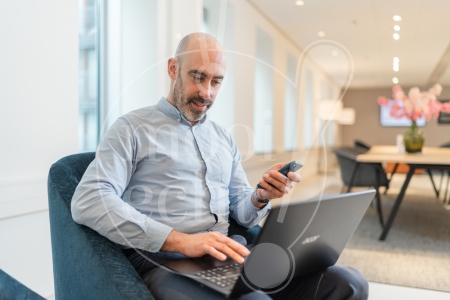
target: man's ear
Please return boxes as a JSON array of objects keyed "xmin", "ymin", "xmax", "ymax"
[{"xmin": 168, "ymin": 58, "xmax": 178, "ymax": 80}]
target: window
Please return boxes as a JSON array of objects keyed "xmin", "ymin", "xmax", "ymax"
[
  {"xmin": 327, "ymin": 83, "xmax": 336, "ymax": 147},
  {"xmin": 120, "ymin": 0, "xmax": 158, "ymax": 114},
  {"xmin": 202, "ymin": 0, "xmax": 236, "ymax": 131},
  {"xmin": 253, "ymin": 28, "xmax": 274, "ymax": 154},
  {"xmin": 284, "ymin": 52, "xmax": 298, "ymax": 151},
  {"xmin": 318, "ymin": 79, "xmax": 326, "ymax": 148},
  {"xmin": 317, "ymin": 79, "xmax": 337, "ymax": 148},
  {"xmin": 303, "ymin": 68, "xmax": 314, "ymax": 149},
  {"xmin": 78, "ymin": 0, "xmax": 99, "ymax": 152}
]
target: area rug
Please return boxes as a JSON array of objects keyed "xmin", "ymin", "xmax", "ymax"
[{"xmin": 335, "ymin": 181, "xmax": 450, "ymax": 292}]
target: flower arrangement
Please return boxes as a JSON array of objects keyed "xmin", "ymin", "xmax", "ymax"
[{"xmin": 377, "ymin": 84, "xmax": 450, "ymax": 122}]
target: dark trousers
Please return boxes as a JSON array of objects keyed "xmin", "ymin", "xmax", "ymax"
[{"xmin": 124, "ymin": 249, "xmax": 368, "ymax": 300}]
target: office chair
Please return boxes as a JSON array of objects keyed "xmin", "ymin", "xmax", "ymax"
[
  {"xmin": 353, "ymin": 140, "xmax": 397, "ymax": 195},
  {"xmin": 353, "ymin": 140, "xmax": 371, "ymax": 150},
  {"xmin": 48, "ymin": 152, "xmax": 262, "ymax": 300},
  {"xmin": 332, "ymin": 147, "xmax": 388, "ymax": 228},
  {"xmin": 422, "ymin": 141, "xmax": 450, "ymax": 204}
]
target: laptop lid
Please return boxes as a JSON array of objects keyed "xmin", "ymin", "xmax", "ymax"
[{"xmin": 237, "ymin": 189, "xmax": 375, "ymax": 294}]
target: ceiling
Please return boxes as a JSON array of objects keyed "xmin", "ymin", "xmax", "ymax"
[{"xmin": 249, "ymin": 0, "xmax": 450, "ymax": 89}]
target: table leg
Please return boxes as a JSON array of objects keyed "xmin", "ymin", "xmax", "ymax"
[
  {"xmin": 425, "ymin": 169, "xmax": 439, "ymax": 198},
  {"xmin": 379, "ymin": 165, "xmax": 416, "ymax": 241},
  {"xmin": 374, "ymin": 168, "xmax": 385, "ymax": 228},
  {"xmin": 385, "ymin": 163, "xmax": 399, "ymax": 195},
  {"xmin": 346, "ymin": 162, "xmax": 359, "ymax": 193},
  {"xmin": 444, "ymin": 172, "xmax": 450, "ymax": 205}
]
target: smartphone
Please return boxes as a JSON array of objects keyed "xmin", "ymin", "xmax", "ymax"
[{"xmin": 257, "ymin": 160, "xmax": 303, "ymax": 189}]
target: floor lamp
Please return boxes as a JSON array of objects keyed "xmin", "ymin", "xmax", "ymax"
[{"xmin": 317, "ymin": 102, "xmax": 355, "ymax": 173}]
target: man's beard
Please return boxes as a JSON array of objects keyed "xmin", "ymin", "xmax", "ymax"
[{"xmin": 173, "ymin": 74, "xmax": 213, "ymax": 122}]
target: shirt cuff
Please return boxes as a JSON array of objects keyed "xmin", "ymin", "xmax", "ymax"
[
  {"xmin": 244, "ymin": 192, "xmax": 271, "ymax": 226},
  {"xmin": 138, "ymin": 219, "xmax": 174, "ymax": 253},
  {"xmin": 248, "ymin": 193, "xmax": 272, "ymax": 213}
]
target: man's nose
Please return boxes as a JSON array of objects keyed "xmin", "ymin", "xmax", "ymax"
[{"xmin": 199, "ymin": 82, "xmax": 212, "ymax": 99}]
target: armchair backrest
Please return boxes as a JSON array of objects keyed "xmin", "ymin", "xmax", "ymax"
[
  {"xmin": 48, "ymin": 153, "xmax": 153, "ymax": 300},
  {"xmin": 0, "ymin": 269, "xmax": 44, "ymax": 300}
]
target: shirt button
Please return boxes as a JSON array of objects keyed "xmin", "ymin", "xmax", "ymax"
[{"xmin": 176, "ymin": 118, "xmax": 180, "ymax": 122}]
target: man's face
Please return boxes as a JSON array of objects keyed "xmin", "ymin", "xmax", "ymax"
[{"xmin": 172, "ymin": 50, "xmax": 226, "ymax": 122}]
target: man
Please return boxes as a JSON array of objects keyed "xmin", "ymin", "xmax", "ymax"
[{"xmin": 72, "ymin": 33, "xmax": 368, "ymax": 299}]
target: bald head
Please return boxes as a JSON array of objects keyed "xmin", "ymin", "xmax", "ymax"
[
  {"xmin": 166, "ymin": 33, "xmax": 227, "ymax": 125},
  {"xmin": 175, "ymin": 33, "xmax": 226, "ymax": 68}
]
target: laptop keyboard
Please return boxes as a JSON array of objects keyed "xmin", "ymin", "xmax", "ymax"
[{"xmin": 193, "ymin": 262, "xmax": 242, "ymax": 288}]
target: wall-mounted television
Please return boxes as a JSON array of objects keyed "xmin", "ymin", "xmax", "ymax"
[
  {"xmin": 380, "ymin": 100, "xmax": 426, "ymax": 127},
  {"xmin": 438, "ymin": 100, "xmax": 450, "ymax": 124}
]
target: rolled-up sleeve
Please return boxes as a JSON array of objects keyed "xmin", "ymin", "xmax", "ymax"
[
  {"xmin": 71, "ymin": 116, "xmax": 173, "ymax": 252},
  {"xmin": 228, "ymin": 142, "xmax": 271, "ymax": 228}
]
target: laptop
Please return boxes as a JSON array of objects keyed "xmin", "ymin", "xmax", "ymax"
[{"xmin": 165, "ymin": 190, "xmax": 375, "ymax": 298}]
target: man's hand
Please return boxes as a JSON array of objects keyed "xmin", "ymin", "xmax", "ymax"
[
  {"xmin": 161, "ymin": 230, "xmax": 250, "ymax": 264},
  {"xmin": 256, "ymin": 162, "xmax": 302, "ymax": 201}
]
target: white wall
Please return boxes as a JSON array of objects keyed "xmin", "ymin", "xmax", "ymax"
[
  {"xmin": 0, "ymin": 0, "xmax": 78, "ymax": 218},
  {"xmin": 0, "ymin": 0, "xmax": 78, "ymax": 297}
]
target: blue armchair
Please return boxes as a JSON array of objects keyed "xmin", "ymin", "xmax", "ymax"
[
  {"xmin": 0, "ymin": 269, "xmax": 44, "ymax": 300},
  {"xmin": 48, "ymin": 152, "xmax": 261, "ymax": 300}
]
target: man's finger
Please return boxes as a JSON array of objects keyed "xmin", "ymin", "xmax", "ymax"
[
  {"xmin": 266, "ymin": 172, "xmax": 292, "ymax": 193},
  {"xmin": 222, "ymin": 237, "xmax": 250, "ymax": 257},
  {"xmin": 263, "ymin": 174, "xmax": 286, "ymax": 191},
  {"xmin": 270, "ymin": 170, "xmax": 291, "ymax": 185},
  {"xmin": 205, "ymin": 246, "xmax": 227, "ymax": 261},
  {"xmin": 213, "ymin": 242, "xmax": 245, "ymax": 264},
  {"xmin": 259, "ymin": 179, "xmax": 285, "ymax": 198},
  {"xmin": 287, "ymin": 172, "xmax": 302, "ymax": 182}
]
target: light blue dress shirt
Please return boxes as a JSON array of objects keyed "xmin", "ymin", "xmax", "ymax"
[{"xmin": 71, "ymin": 97, "xmax": 270, "ymax": 252}]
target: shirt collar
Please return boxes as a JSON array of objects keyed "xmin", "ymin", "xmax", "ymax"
[{"xmin": 156, "ymin": 97, "xmax": 208, "ymax": 125}]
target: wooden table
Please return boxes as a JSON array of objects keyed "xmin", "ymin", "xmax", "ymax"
[{"xmin": 356, "ymin": 146, "xmax": 450, "ymax": 240}]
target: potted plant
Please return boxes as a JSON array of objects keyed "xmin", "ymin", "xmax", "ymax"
[{"xmin": 378, "ymin": 84, "xmax": 450, "ymax": 153}]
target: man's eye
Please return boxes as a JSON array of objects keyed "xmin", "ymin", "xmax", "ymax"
[
  {"xmin": 213, "ymin": 80, "xmax": 222, "ymax": 85},
  {"xmin": 193, "ymin": 76, "xmax": 202, "ymax": 81}
]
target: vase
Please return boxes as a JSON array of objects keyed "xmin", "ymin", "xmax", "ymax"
[{"xmin": 403, "ymin": 120, "xmax": 425, "ymax": 153}]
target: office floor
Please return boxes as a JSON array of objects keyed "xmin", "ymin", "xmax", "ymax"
[
  {"xmin": 369, "ymin": 282, "xmax": 450, "ymax": 300},
  {"xmin": 0, "ymin": 173, "xmax": 448, "ymax": 299}
]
